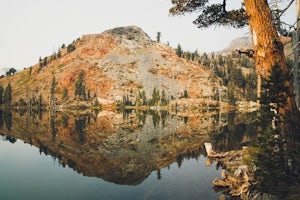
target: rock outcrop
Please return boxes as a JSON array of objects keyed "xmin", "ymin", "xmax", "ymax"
[{"xmin": 0, "ymin": 26, "xmax": 222, "ymax": 107}]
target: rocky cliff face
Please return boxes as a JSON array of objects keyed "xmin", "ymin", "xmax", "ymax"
[{"xmin": 0, "ymin": 26, "xmax": 221, "ymax": 106}]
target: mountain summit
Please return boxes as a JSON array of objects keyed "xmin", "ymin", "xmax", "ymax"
[
  {"xmin": 103, "ymin": 26, "xmax": 152, "ymax": 48},
  {"xmin": 0, "ymin": 26, "xmax": 221, "ymax": 107}
]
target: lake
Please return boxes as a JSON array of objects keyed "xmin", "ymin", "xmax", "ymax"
[{"xmin": 0, "ymin": 109, "xmax": 290, "ymax": 200}]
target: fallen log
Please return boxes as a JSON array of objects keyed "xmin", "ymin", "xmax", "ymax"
[
  {"xmin": 204, "ymin": 142, "xmax": 229, "ymax": 158},
  {"xmin": 213, "ymin": 178, "xmax": 231, "ymax": 187},
  {"xmin": 204, "ymin": 142, "xmax": 252, "ymax": 200}
]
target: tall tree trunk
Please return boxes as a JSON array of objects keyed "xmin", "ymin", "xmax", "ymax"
[{"xmin": 244, "ymin": 0, "xmax": 295, "ymax": 111}]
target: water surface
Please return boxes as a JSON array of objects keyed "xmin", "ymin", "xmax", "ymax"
[{"xmin": 0, "ymin": 109, "xmax": 257, "ymax": 200}]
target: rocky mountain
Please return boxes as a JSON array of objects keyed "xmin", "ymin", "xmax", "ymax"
[
  {"xmin": 0, "ymin": 26, "xmax": 222, "ymax": 107},
  {"xmin": 220, "ymin": 36, "xmax": 253, "ymax": 55},
  {"xmin": 220, "ymin": 35, "xmax": 292, "ymax": 59}
]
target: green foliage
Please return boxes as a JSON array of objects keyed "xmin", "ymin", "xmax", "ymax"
[
  {"xmin": 122, "ymin": 95, "xmax": 133, "ymax": 106},
  {"xmin": 227, "ymin": 82, "xmax": 236, "ymax": 105},
  {"xmin": 39, "ymin": 56, "xmax": 43, "ymax": 68},
  {"xmin": 43, "ymin": 57, "xmax": 47, "ymax": 67},
  {"xmin": 161, "ymin": 89, "xmax": 169, "ymax": 106},
  {"xmin": 169, "ymin": 0, "xmax": 247, "ymax": 28},
  {"xmin": 75, "ymin": 115, "xmax": 86, "ymax": 144},
  {"xmin": 62, "ymin": 114, "xmax": 69, "ymax": 128},
  {"xmin": 149, "ymin": 87, "xmax": 160, "ymax": 106},
  {"xmin": 176, "ymin": 44, "xmax": 183, "ymax": 57},
  {"xmin": 74, "ymin": 70, "xmax": 86, "ymax": 100},
  {"xmin": 93, "ymin": 97, "xmax": 99, "ymax": 107},
  {"xmin": 3, "ymin": 83, "xmax": 12, "ymax": 105},
  {"xmin": 57, "ymin": 50, "xmax": 62, "ymax": 58},
  {"xmin": 180, "ymin": 89, "xmax": 189, "ymax": 99},
  {"xmin": 38, "ymin": 94, "xmax": 43, "ymax": 108},
  {"xmin": 0, "ymin": 85, "xmax": 4, "ymax": 104},
  {"xmin": 50, "ymin": 75, "xmax": 56, "ymax": 97},
  {"xmin": 136, "ymin": 90, "xmax": 147, "ymax": 106},
  {"xmin": 5, "ymin": 68, "xmax": 17, "ymax": 76},
  {"xmin": 261, "ymin": 63, "xmax": 289, "ymax": 112},
  {"xmin": 51, "ymin": 52, "xmax": 57, "ymax": 61},
  {"xmin": 230, "ymin": 67, "xmax": 246, "ymax": 89},
  {"xmin": 17, "ymin": 98, "xmax": 27, "ymax": 107},
  {"xmin": 200, "ymin": 53, "xmax": 210, "ymax": 67},
  {"xmin": 62, "ymin": 87, "xmax": 68, "ymax": 100},
  {"xmin": 156, "ymin": 32, "xmax": 161, "ymax": 42},
  {"xmin": 67, "ymin": 44, "xmax": 76, "ymax": 53},
  {"xmin": 148, "ymin": 68, "xmax": 158, "ymax": 74},
  {"xmin": 197, "ymin": 51, "xmax": 257, "ymax": 102}
]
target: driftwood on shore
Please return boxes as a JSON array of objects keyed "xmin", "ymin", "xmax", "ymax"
[
  {"xmin": 204, "ymin": 142, "xmax": 252, "ymax": 199},
  {"xmin": 204, "ymin": 142, "xmax": 229, "ymax": 158}
]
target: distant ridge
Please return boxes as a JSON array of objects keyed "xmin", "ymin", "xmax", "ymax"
[{"xmin": 220, "ymin": 37, "xmax": 253, "ymax": 55}]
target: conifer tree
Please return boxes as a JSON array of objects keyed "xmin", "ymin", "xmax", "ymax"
[
  {"xmin": 176, "ymin": 44, "xmax": 183, "ymax": 57},
  {"xmin": 75, "ymin": 70, "xmax": 86, "ymax": 100},
  {"xmin": 62, "ymin": 87, "xmax": 68, "ymax": 100},
  {"xmin": 0, "ymin": 85, "xmax": 4, "ymax": 104},
  {"xmin": 156, "ymin": 32, "xmax": 161, "ymax": 42},
  {"xmin": 3, "ymin": 83, "xmax": 12, "ymax": 105},
  {"xmin": 43, "ymin": 57, "xmax": 47, "ymax": 67},
  {"xmin": 169, "ymin": 0, "xmax": 296, "ymax": 110}
]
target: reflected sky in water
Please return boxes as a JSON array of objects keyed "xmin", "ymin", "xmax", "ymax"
[{"xmin": 0, "ymin": 138, "xmax": 221, "ymax": 200}]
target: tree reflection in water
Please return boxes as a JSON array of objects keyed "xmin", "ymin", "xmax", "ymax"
[
  {"xmin": 75, "ymin": 114, "xmax": 87, "ymax": 144},
  {"xmin": 0, "ymin": 108, "xmax": 259, "ymax": 187},
  {"xmin": 3, "ymin": 110, "xmax": 12, "ymax": 131}
]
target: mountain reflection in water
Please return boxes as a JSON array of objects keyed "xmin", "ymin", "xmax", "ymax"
[{"xmin": 0, "ymin": 109, "xmax": 257, "ymax": 199}]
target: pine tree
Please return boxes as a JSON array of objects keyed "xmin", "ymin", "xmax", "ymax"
[
  {"xmin": 0, "ymin": 85, "xmax": 4, "ymax": 104},
  {"xmin": 75, "ymin": 70, "xmax": 86, "ymax": 100},
  {"xmin": 57, "ymin": 50, "xmax": 62, "ymax": 58},
  {"xmin": 263, "ymin": 63, "xmax": 289, "ymax": 113},
  {"xmin": 38, "ymin": 94, "xmax": 43, "ymax": 108},
  {"xmin": 156, "ymin": 32, "xmax": 161, "ymax": 42},
  {"xmin": 62, "ymin": 87, "xmax": 68, "ymax": 100},
  {"xmin": 141, "ymin": 90, "xmax": 147, "ymax": 105},
  {"xmin": 3, "ymin": 83, "xmax": 12, "ymax": 105},
  {"xmin": 43, "ymin": 57, "xmax": 47, "ymax": 67},
  {"xmin": 183, "ymin": 89, "xmax": 189, "ymax": 98},
  {"xmin": 150, "ymin": 87, "xmax": 160, "ymax": 106},
  {"xmin": 161, "ymin": 89, "xmax": 169, "ymax": 106},
  {"xmin": 50, "ymin": 75, "xmax": 56, "ymax": 97},
  {"xmin": 39, "ymin": 56, "xmax": 43, "ymax": 67},
  {"xmin": 67, "ymin": 44, "xmax": 76, "ymax": 53},
  {"xmin": 176, "ymin": 44, "xmax": 183, "ymax": 57},
  {"xmin": 169, "ymin": 0, "xmax": 295, "ymax": 110},
  {"xmin": 50, "ymin": 75, "xmax": 56, "ymax": 109}
]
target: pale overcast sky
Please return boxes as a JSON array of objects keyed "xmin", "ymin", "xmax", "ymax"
[{"xmin": 0, "ymin": 0, "xmax": 296, "ymax": 70}]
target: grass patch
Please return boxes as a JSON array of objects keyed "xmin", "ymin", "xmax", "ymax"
[{"xmin": 148, "ymin": 68, "xmax": 158, "ymax": 74}]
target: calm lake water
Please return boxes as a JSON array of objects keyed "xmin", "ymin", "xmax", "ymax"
[
  {"xmin": 0, "ymin": 138, "xmax": 222, "ymax": 200},
  {"xmin": 0, "ymin": 109, "xmax": 278, "ymax": 200}
]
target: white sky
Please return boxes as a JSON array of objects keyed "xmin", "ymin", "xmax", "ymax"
[{"xmin": 0, "ymin": 0, "xmax": 296, "ymax": 70}]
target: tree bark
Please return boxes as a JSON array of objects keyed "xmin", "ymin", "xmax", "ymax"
[
  {"xmin": 244, "ymin": 0, "xmax": 295, "ymax": 111},
  {"xmin": 244, "ymin": 0, "xmax": 286, "ymax": 75}
]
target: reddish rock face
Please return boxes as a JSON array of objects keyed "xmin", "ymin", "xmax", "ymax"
[{"xmin": 0, "ymin": 26, "xmax": 221, "ymax": 107}]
